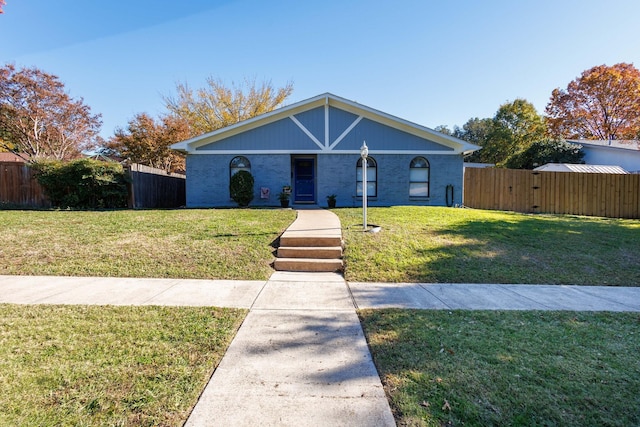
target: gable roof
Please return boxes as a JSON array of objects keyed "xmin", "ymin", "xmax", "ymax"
[{"xmin": 171, "ymin": 93, "xmax": 479, "ymax": 155}]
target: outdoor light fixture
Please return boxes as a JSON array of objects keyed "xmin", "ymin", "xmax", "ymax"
[{"xmin": 360, "ymin": 141, "xmax": 368, "ymax": 231}]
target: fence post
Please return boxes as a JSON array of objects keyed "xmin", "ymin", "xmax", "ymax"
[
  {"xmin": 125, "ymin": 165, "xmax": 135, "ymax": 209},
  {"xmin": 531, "ymin": 171, "xmax": 541, "ymax": 213}
]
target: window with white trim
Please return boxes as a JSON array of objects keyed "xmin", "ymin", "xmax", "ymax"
[
  {"xmin": 356, "ymin": 157, "xmax": 377, "ymax": 197},
  {"xmin": 409, "ymin": 157, "xmax": 429, "ymax": 197}
]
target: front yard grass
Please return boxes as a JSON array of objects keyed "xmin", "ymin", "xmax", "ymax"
[
  {"xmin": 0, "ymin": 209, "xmax": 296, "ymax": 280},
  {"xmin": 0, "ymin": 304, "xmax": 246, "ymax": 426},
  {"xmin": 335, "ymin": 207, "xmax": 640, "ymax": 285},
  {"xmin": 360, "ymin": 309, "xmax": 640, "ymax": 427}
]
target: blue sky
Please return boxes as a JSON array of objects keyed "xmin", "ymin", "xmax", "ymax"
[{"xmin": 2, "ymin": 0, "xmax": 640, "ymax": 140}]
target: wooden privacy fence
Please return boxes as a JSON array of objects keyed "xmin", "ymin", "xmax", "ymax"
[
  {"xmin": 0, "ymin": 162, "xmax": 51, "ymax": 208},
  {"xmin": 0, "ymin": 162, "xmax": 186, "ymax": 209},
  {"xmin": 125, "ymin": 163, "xmax": 186, "ymax": 209},
  {"xmin": 464, "ymin": 167, "xmax": 640, "ymax": 219}
]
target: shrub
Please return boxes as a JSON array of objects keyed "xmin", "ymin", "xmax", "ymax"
[
  {"xmin": 229, "ymin": 170, "xmax": 254, "ymax": 207},
  {"xmin": 32, "ymin": 159, "xmax": 130, "ymax": 209}
]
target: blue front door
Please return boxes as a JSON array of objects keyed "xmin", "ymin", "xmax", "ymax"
[{"xmin": 293, "ymin": 158, "xmax": 315, "ymax": 203}]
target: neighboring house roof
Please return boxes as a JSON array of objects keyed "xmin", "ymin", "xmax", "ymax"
[
  {"xmin": 534, "ymin": 163, "xmax": 629, "ymax": 174},
  {"xmin": 171, "ymin": 93, "xmax": 479, "ymax": 155},
  {"xmin": 568, "ymin": 139, "xmax": 640, "ymax": 151},
  {"xmin": 463, "ymin": 162, "xmax": 495, "ymax": 168},
  {"xmin": 85, "ymin": 153, "xmax": 124, "ymax": 163},
  {"xmin": 0, "ymin": 152, "xmax": 27, "ymax": 162},
  {"xmin": 567, "ymin": 139, "xmax": 640, "ymax": 173}
]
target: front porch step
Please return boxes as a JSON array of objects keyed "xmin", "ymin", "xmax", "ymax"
[
  {"xmin": 273, "ymin": 258, "xmax": 343, "ymax": 273},
  {"xmin": 279, "ymin": 236, "xmax": 343, "ymax": 248},
  {"xmin": 277, "ymin": 246, "xmax": 343, "ymax": 259}
]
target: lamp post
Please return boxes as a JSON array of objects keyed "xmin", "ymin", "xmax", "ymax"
[{"xmin": 360, "ymin": 141, "xmax": 368, "ymax": 231}]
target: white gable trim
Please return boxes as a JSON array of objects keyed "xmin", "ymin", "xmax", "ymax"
[
  {"xmin": 329, "ymin": 116, "xmax": 363, "ymax": 150},
  {"xmin": 324, "ymin": 100, "xmax": 330, "ymax": 147},
  {"xmin": 289, "ymin": 116, "xmax": 325, "ymax": 150}
]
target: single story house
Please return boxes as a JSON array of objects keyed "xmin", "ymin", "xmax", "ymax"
[
  {"xmin": 568, "ymin": 139, "xmax": 640, "ymax": 174},
  {"xmin": 171, "ymin": 93, "xmax": 479, "ymax": 208}
]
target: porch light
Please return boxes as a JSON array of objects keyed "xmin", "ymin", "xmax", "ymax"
[{"xmin": 360, "ymin": 141, "xmax": 368, "ymax": 231}]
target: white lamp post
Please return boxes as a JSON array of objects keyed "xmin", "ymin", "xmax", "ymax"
[{"xmin": 360, "ymin": 141, "xmax": 368, "ymax": 231}]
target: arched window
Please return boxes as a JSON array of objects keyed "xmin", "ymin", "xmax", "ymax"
[
  {"xmin": 356, "ymin": 157, "xmax": 377, "ymax": 197},
  {"xmin": 409, "ymin": 157, "xmax": 429, "ymax": 197},
  {"xmin": 230, "ymin": 156, "xmax": 251, "ymax": 178}
]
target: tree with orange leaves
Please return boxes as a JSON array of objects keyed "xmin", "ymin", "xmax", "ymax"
[
  {"xmin": 106, "ymin": 113, "xmax": 190, "ymax": 173},
  {"xmin": 546, "ymin": 63, "xmax": 640, "ymax": 140},
  {"xmin": 0, "ymin": 64, "xmax": 102, "ymax": 160}
]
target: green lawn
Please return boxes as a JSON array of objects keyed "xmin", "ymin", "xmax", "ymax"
[
  {"xmin": 335, "ymin": 207, "xmax": 640, "ymax": 285},
  {"xmin": 0, "ymin": 304, "xmax": 246, "ymax": 426},
  {"xmin": 0, "ymin": 209, "xmax": 296, "ymax": 280},
  {"xmin": 3, "ymin": 207, "xmax": 637, "ymax": 285},
  {"xmin": 360, "ymin": 309, "xmax": 640, "ymax": 427}
]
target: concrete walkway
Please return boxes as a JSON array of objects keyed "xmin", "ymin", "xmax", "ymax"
[
  {"xmin": 278, "ymin": 208, "xmax": 343, "ymax": 243},
  {"xmin": 185, "ymin": 271, "xmax": 395, "ymax": 426}
]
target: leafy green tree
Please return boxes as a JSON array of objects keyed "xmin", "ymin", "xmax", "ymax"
[
  {"xmin": 546, "ymin": 63, "xmax": 640, "ymax": 140},
  {"xmin": 453, "ymin": 118, "xmax": 494, "ymax": 163},
  {"xmin": 433, "ymin": 125, "xmax": 452, "ymax": 135},
  {"xmin": 0, "ymin": 64, "xmax": 102, "ymax": 160},
  {"xmin": 164, "ymin": 77, "xmax": 293, "ymax": 136},
  {"xmin": 483, "ymin": 99, "xmax": 547, "ymax": 166},
  {"xmin": 505, "ymin": 139, "xmax": 584, "ymax": 169}
]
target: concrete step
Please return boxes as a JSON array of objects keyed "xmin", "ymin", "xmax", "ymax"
[
  {"xmin": 273, "ymin": 258, "xmax": 343, "ymax": 273},
  {"xmin": 279, "ymin": 236, "xmax": 343, "ymax": 248},
  {"xmin": 277, "ymin": 246, "xmax": 343, "ymax": 259}
]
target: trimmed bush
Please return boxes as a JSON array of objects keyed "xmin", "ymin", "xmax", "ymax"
[
  {"xmin": 229, "ymin": 170, "xmax": 254, "ymax": 207},
  {"xmin": 32, "ymin": 159, "xmax": 130, "ymax": 209}
]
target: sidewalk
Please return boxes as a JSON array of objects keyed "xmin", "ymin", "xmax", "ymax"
[
  {"xmin": 349, "ymin": 282, "xmax": 640, "ymax": 312},
  {"xmin": 2, "ymin": 274, "xmax": 639, "ymax": 311}
]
